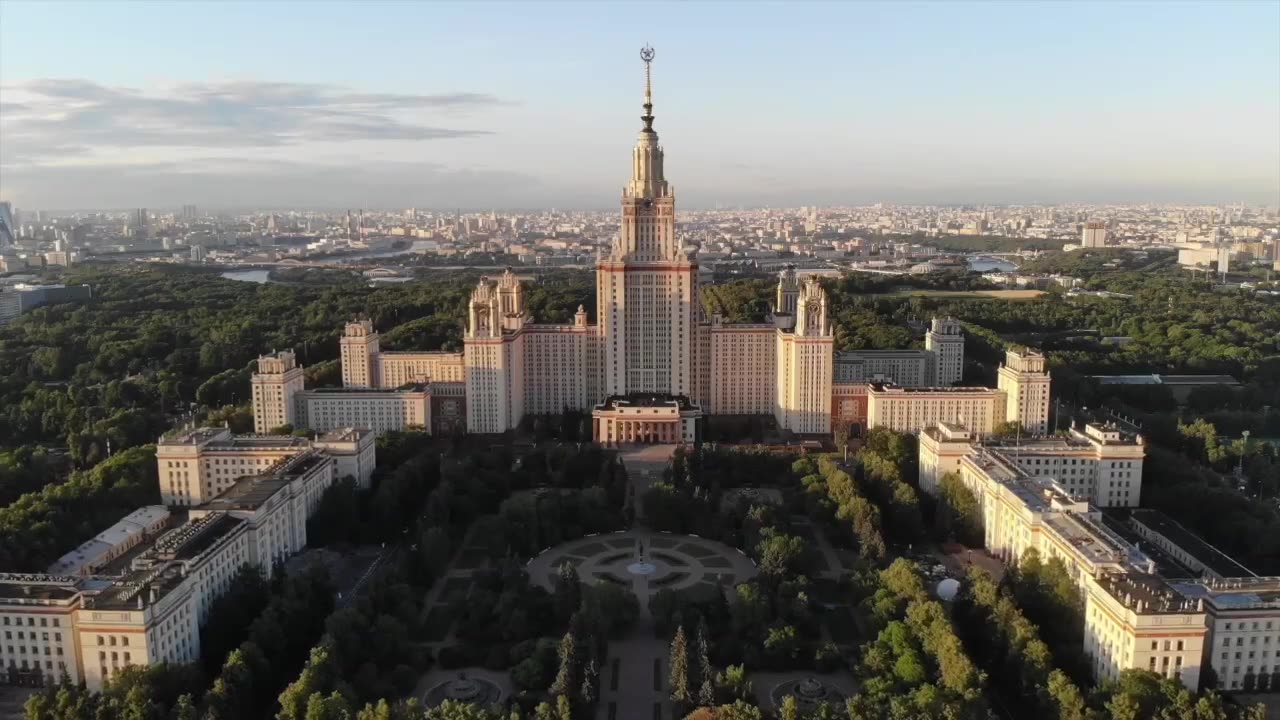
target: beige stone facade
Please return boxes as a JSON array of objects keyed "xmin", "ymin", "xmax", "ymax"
[
  {"xmin": 919, "ymin": 421, "xmax": 1145, "ymax": 507},
  {"xmin": 250, "ymin": 350, "xmax": 303, "ymax": 433},
  {"xmin": 157, "ymin": 426, "xmax": 375, "ymax": 507},
  {"xmin": 922, "ymin": 436, "xmax": 1222, "ymax": 692},
  {"xmin": 998, "ymin": 347, "xmax": 1052, "ymax": 434},
  {"xmin": 866, "ymin": 385, "xmax": 1007, "ymax": 436},
  {"xmin": 1, "ymin": 510, "xmax": 255, "ymax": 691},
  {"xmin": 706, "ymin": 321, "xmax": 776, "ymax": 415}
]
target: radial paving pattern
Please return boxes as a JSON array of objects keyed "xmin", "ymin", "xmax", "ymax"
[{"xmin": 527, "ymin": 529, "xmax": 757, "ymax": 599}]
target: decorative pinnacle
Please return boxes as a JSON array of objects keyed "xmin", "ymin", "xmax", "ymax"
[{"xmin": 640, "ymin": 44, "xmax": 655, "ymax": 132}]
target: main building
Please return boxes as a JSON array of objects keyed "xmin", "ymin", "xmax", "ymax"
[{"xmin": 252, "ymin": 50, "xmax": 1050, "ymax": 442}]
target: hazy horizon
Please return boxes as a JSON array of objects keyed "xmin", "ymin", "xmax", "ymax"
[{"xmin": 2, "ymin": 0, "xmax": 1278, "ymax": 211}]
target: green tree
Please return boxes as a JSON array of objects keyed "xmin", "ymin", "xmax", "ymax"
[
  {"xmin": 780, "ymin": 696, "xmax": 798, "ymax": 720},
  {"xmin": 554, "ymin": 563, "xmax": 582, "ymax": 625},
  {"xmin": 580, "ymin": 659, "xmax": 598, "ymax": 706},
  {"xmin": 670, "ymin": 624, "xmax": 692, "ymax": 705},
  {"xmin": 549, "ymin": 631, "xmax": 576, "ymax": 697}
]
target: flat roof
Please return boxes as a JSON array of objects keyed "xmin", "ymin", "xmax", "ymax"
[
  {"xmin": 1131, "ymin": 509, "xmax": 1255, "ymax": 579},
  {"xmin": 47, "ymin": 506, "xmax": 170, "ymax": 575},
  {"xmin": 206, "ymin": 435, "xmax": 311, "ymax": 449},
  {"xmin": 316, "ymin": 427, "xmax": 368, "ymax": 443},
  {"xmin": 1169, "ymin": 578, "xmax": 1280, "ymax": 612},
  {"xmin": 1092, "ymin": 374, "xmax": 1241, "ymax": 387},
  {"xmin": 1043, "ymin": 513, "xmax": 1130, "ymax": 568},
  {"xmin": 837, "ymin": 350, "xmax": 928, "ymax": 361},
  {"xmin": 596, "ymin": 393, "xmax": 697, "ymax": 410},
  {"xmin": 305, "ymin": 383, "xmax": 428, "ymax": 394},
  {"xmin": 1100, "ymin": 513, "xmax": 1198, "ymax": 579},
  {"xmin": 869, "ymin": 383, "xmax": 998, "ymax": 394},
  {"xmin": 1094, "ymin": 375, "xmax": 1162, "ymax": 385},
  {"xmin": 1158, "ymin": 375, "xmax": 1240, "ymax": 386},
  {"xmin": 1097, "ymin": 572, "xmax": 1203, "ymax": 615},
  {"xmin": 0, "ymin": 575, "xmax": 84, "ymax": 603},
  {"xmin": 149, "ymin": 513, "xmax": 245, "ymax": 562},
  {"xmin": 160, "ymin": 427, "xmax": 230, "ymax": 445},
  {"xmin": 198, "ymin": 453, "xmax": 328, "ymax": 512},
  {"xmin": 379, "ymin": 350, "xmax": 461, "ymax": 358}
]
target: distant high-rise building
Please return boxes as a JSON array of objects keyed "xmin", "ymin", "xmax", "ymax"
[
  {"xmin": 0, "ymin": 202, "xmax": 15, "ymax": 247},
  {"xmin": 181, "ymin": 204, "xmax": 198, "ymax": 221},
  {"xmin": 346, "ymin": 210, "xmax": 360, "ymax": 242},
  {"xmin": 926, "ymin": 316, "xmax": 965, "ymax": 385},
  {"xmin": 1082, "ymin": 221, "xmax": 1108, "ymax": 248},
  {"xmin": 134, "ymin": 208, "xmax": 150, "ymax": 239}
]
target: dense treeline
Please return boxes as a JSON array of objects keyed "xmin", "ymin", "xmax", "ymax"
[
  {"xmin": 851, "ymin": 559, "xmax": 987, "ymax": 719},
  {"xmin": 796, "ymin": 429, "xmax": 922, "ymax": 566},
  {"xmin": 701, "ymin": 279, "xmax": 775, "ymax": 323},
  {"xmin": 0, "ymin": 445, "xmax": 159, "ymax": 571},
  {"xmin": 275, "ymin": 438, "xmax": 631, "ymax": 717},
  {"xmin": 0, "ymin": 447, "xmax": 61, "ymax": 508},
  {"xmin": 0, "ymin": 264, "xmax": 593, "ymax": 475},
  {"xmin": 197, "ymin": 565, "xmax": 271, "ymax": 675},
  {"xmin": 199, "ymin": 567, "xmax": 335, "ymax": 720},
  {"xmin": 954, "ymin": 566, "xmax": 1088, "ymax": 718},
  {"xmin": 641, "ymin": 445, "xmax": 795, "ymax": 536},
  {"xmin": 638, "ymin": 446, "xmax": 842, "ymax": 675},
  {"xmin": 1006, "ymin": 549, "xmax": 1090, "ymax": 683},
  {"xmin": 802, "ymin": 455, "xmax": 886, "ymax": 564},
  {"xmin": 932, "ymin": 471, "xmax": 983, "ymax": 547}
]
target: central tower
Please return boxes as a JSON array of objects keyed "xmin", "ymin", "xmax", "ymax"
[{"xmin": 597, "ymin": 46, "xmax": 698, "ymax": 398}]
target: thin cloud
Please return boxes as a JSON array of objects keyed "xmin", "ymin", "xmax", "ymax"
[
  {"xmin": 0, "ymin": 78, "xmax": 505, "ymax": 165},
  {"xmin": 0, "ymin": 157, "xmax": 547, "ymax": 209}
]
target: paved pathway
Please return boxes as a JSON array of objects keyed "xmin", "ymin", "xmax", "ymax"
[
  {"xmin": 792, "ymin": 515, "xmax": 845, "ymax": 581},
  {"xmin": 618, "ymin": 444, "xmax": 677, "ymax": 522},
  {"xmin": 419, "ymin": 524, "xmax": 480, "ymax": 652}
]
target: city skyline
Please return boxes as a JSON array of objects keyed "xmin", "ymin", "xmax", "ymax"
[{"xmin": 1, "ymin": 0, "xmax": 1278, "ymax": 210}]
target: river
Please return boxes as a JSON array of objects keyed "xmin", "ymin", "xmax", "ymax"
[
  {"xmin": 220, "ymin": 269, "xmax": 273, "ymax": 283},
  {"xmin": 967, "ymin": 258, "xmax": 1018, "ymax": 272}
]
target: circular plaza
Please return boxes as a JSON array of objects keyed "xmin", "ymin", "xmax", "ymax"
[{"xmin": 527, "ymin": 529, "xmax": 757, "ymax": 598}]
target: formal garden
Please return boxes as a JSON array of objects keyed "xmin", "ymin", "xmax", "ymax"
[{"xmin": 22, "ymin": 429, "xmax": 1272, "ymax": 720}]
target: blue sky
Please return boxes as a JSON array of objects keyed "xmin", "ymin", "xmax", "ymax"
[{"xmin": 1, "ymin": 0, "xmax": 1277, "ymax": 209}]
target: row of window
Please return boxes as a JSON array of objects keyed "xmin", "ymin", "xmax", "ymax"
[
  {"xmin": 3, "ymin": 645, "xmax": 64, "ymax": 657},
  {"xmin": 3, "ymin": 631, "xmax": 61, "ymax": 642},
  {"xmin": 1, "ymin": 617, "xmax": 59, "ymax": 628}
]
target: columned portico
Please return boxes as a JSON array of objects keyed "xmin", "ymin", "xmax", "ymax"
[{"xmin": 592, "ymin": 394, "xmax": 700, "ymax": 446}]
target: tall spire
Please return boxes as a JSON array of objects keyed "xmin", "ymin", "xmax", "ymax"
[{"xmin": 640, "ymin": 44, "xmax": 656, "ymax": 133}]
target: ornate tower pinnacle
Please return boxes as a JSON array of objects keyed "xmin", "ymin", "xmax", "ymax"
[
  {"xmin": 641, "ymin": 44, "xmax": 655, "ymax": 133},
  {"xmin": 626, "ymin": 44, "xmax": 668, "ymax": 204}
]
